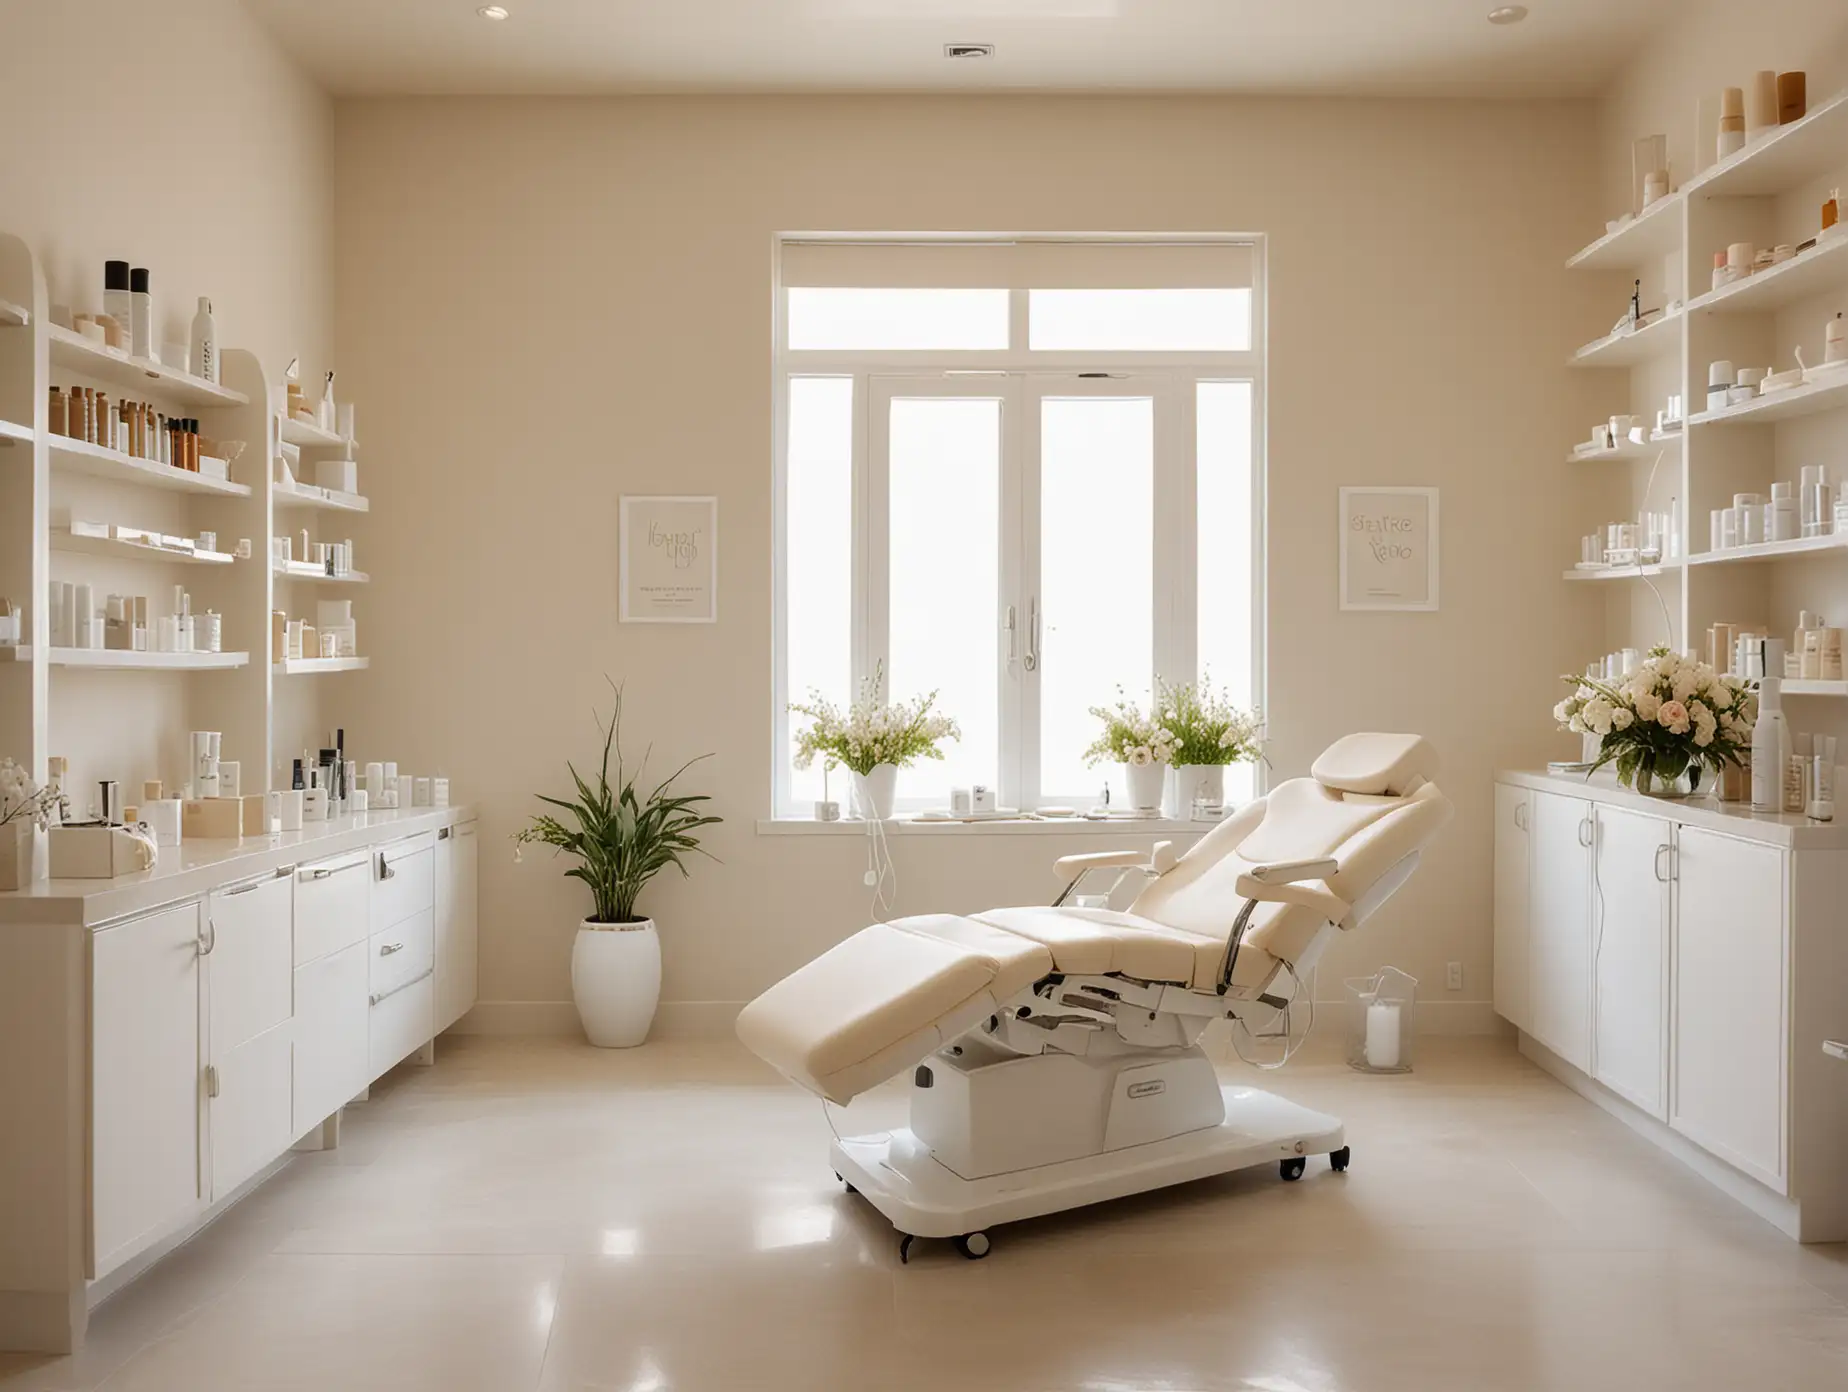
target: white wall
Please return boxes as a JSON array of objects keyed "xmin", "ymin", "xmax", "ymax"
[
  {"xmin": 334, "ymin": 93, "xmax": 1610, "ymax": 1029},
  {"xmin": 0, "ymin": 0, "xmax": 333, "ymax": 798}
]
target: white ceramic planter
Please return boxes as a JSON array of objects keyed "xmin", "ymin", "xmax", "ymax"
[
  {"xmin": 1123, "ymin": 759, "xmax": 1166, "ymax": 812},
  {"xmin": 852, "ymin": 763, "xmax": 899, "ymax": 821},
  {"xmin": 571, "ymin": 919, "xmax": 662, "ymax": 1048},
  {"xmin": 1173, "ymin": 764, "xmax": 1228, "ymax": 816}
]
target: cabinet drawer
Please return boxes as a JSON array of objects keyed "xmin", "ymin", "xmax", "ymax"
[
  {"xmin": 294, "ymin": 941, "xmax": 370, "ymax": 1135},
  {"xmin": 208, "ymin": 873, "xmax": 294, "ymax": 1055},
  {"xmin": 371, "ymin": 835, "xmax": 435, "ymax": 935},
  {"xmin": 295, "ymin": 851, "xmax": 371, "ymax": 965},
  {"xmin": 370, "ymin": 906, "xmax": 434, "ymax": 1001},
  {"xmin": 369, "ymin": 970, "xmax": 434, "ymax": 1081}
]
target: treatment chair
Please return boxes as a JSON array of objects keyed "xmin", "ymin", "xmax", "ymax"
[{"xmin": 737, "ymin": 733, "xmax": 1452, "ymax": 1261}]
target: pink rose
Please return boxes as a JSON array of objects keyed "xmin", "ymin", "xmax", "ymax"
[{"xmin": 1657, "ymin": 700, "xmax": 1690, "ymax": 734}]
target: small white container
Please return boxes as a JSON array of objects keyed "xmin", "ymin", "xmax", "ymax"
[{"xmin": 1347, "ymin": 967, "xmax": 1417, "ymax": 1074}]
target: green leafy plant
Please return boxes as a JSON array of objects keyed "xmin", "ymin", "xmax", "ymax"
[
  {"xmin": 1154, "ymin": 678, "xmax": 1264, "ymax": 767},
  {"xmin": 514, "ymin": 685, "xmax": 721, "ymax": 925},
  {"xmin": 790, "ymin": 663, "xmax": 960, "ymax": 777}
]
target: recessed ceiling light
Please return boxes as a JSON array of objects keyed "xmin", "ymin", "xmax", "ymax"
[
  {"xmin": 944, "ymin": 43, "xmax": 996, "ymax": 60},
  {"xmin": 478, "ymin": 5, "xmax": 510, "ymax": 19},
  {"xmin": 1487, "ymin": 5, "xmax": 1528, "ymax": 23}
]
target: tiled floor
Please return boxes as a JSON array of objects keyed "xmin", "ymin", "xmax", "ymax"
[{"xmin": 3, "ymin": 1033, "xmax": 1845, "ymax": 1390}]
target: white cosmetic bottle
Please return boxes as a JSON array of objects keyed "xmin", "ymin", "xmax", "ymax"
[
  {"xmin": 130, "ymin": 267, "xmax": 153, "ymax": 358},
  {"xmin": 189, "ymin": 297, "xmax": 216, "ymax": 383},
  {"xmin": 1751, "ymin": 639, "xmax": 1793, "ymax": 812}
]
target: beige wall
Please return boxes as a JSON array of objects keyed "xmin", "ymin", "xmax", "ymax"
[
  {"xmin": 0, "ymin": 0, "xmax": 334, "ymax": 795},
  {"xmin": 335, "ymin": 93, "xmax": 1609, "ymax": 1027}
]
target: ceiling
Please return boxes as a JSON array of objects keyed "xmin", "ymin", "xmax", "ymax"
[{"xmin": 247, "ymin": 0, "xmax": 1683, "ymax": 98}]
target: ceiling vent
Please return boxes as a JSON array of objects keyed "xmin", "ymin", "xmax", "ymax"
[{"xmin": 944, "ymin": 43, "xmax": 996, "ymax": 60}]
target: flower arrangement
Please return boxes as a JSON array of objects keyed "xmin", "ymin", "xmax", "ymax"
[
  {"xmin": 1554, "ymin": 646, "xmax": 1756, "ymax": 795},
  {"xmin": 1083, "ymin": 692, "xmax": 1177, "ymax": 768},
  {"xmin": 790, "ymin": 666, "xmax": 960, "ymax": 777},
  {"xmin": 0, "ymin": 758, "xmax": 58, "ymax": 831},
  {"xmin": 1155, "ymin": 679, "xmax": 1264, "ymax": 767}
]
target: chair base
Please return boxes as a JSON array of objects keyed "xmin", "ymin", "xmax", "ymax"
[{"xmin": 831, "ymin": 1084, "xmax": 1344, "ymax": 1243}]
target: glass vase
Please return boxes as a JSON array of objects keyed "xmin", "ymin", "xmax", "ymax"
[{"xmin": 1630, "ymin": 760, "xmax": 1694, "ymax": 799}]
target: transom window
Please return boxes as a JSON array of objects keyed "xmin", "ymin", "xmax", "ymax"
[{"xmin": 774, "ymin": 236, "xmax": 1265, "ymax": 817}]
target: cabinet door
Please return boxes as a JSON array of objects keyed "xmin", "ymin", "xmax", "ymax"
[
  {"xmin": 1528, "ymin": 791, "xmax": 1593, "ymax": 1072},
  {"xmin": 206, "ymin": 874, "xmax": 295, "ymax": 1199},
  {"xmin": 1673, "ymin": 827, "xmax": 1788, "ymax": 1190},
  {"xmin": 435, "ymin": 821, "xmax": 480, "ymax": 1033},
  {"xmin": 1492, "ymin": 785, "xmax": 1532, "ymax": 1032},
  {"xmin": 1592, "ymin": 806, "xmax": 1671, "ymax": 1119},
  {"xmin": 91, "ymin": 901, "xmax": 203, "ymax": 1277},
  {"xmin": 293, "ymin": 940, "xmax": 370, "ymax": 1136}
]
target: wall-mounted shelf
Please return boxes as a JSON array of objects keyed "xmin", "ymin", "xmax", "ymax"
[
  {"xmin": 0, "ymin": 297, "xmax": 29, "ymax": 328},
  {"xmin": 1566, "ymin": 195, "xmax": 1685, "ymax": 272},
  {"xmin": 49, "ymin": 435, "xmax": 252, "ymax": 497},
  {"xmin": 1569, "ymin": 311, "xmax": 1681, "ymax": 368},
  {"xmin": 1687, "ymin": 534, "xmax": 1848, "ymax": 567},
  {"xmin": 272, "ymin": 478, "xmax": 369, "ymax": 513},
  {"xmin": 273, "ymin": 561, "xmax": 368, "ymax": 584},
  {"xmin": 0, "ymin": 418, "xmax": 31, "ymax": 446},
  {"xmin": 1687, "ymin": 371, "xmax": 1848, "ymax": 427},
  {"xmin": 1683, "ymin": 88, "xmax": 1848, "ymax": 199},
  {"xmin": 279, "ymin": 416, "xmax": 351, "ymax": 450},
  {"xmin": 1563, "ymin": 563, "xmax": 1683, "ymax": 582},
  {"xmin": 47, "ymin": 324, "xmax": 248, "ymax": 409},
  {"xmin": 1686, "ymin": 233, "xmax": 1848, "ymax": 316},
  {"xmin": 1782, "ymin": 680, "xmax": 1848, "ymax": 697},
  {"xmin": 52, "ymin": 528, "xmax": 237, "ymax": 566},
  {"xmin": 49, "ymin": 649, "xmax": 249, "ymax": 671},
  {"xmin": 274, "ymin": 656, "xmax": 369, "ymax": 675},
  {"xmin": 1568, "ymin": 436, "xmax": 1682, "ymax": 464}
]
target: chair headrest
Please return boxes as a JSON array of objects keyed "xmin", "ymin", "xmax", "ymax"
[{"xmin": 1310, "ymin": 733, "xmax": 1440, "ymax": 797}]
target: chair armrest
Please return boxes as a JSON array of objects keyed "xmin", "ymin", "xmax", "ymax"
[
  {"xmin": 1233, "ymin": 872, "xmax": 1350, "ymax": 924},
  {"xmin": 1245, "ymin": 856, "xmax": 1339, "ymax": 885},
  {"xmin": 1053, "ymin": 841, "xmax": 1174, "ymax": 881}
]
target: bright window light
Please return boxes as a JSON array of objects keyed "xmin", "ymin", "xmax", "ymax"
[
  {"xmin": 1197, "ymin": 380, "xmax": 1257, "ymax": 803},
  {"xmin": 784, "ymin": 378, "xmax": 855, "ymax": 807},
  {"xmin": 1029, "ymin": 288, "xmax": 1252, "ymax": 351},
  {"xmin": 787, "ymin": 287, "xmax": 1009, "ymax": 351}
]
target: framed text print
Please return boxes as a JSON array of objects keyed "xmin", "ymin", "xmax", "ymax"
[
  {"xmin": 619, "ymin": 495, "xmax": 719, "ymax": 623},
  {"xmin": 1339, "ymin": 487, "xmax": 1439, "ymax": 612}
]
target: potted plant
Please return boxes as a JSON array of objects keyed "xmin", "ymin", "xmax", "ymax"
[
  {"xmin": 0, "ymin": 758, "xmax": 56, "ymax": 892},
  {"xmin": 1554, "ymin": 646, "xmax": 1755, "ymax": 797},
  {"xmin": 790, "ymin": 666, "xmax": 960, "ymax": 821},
  {"xmin": 1156, "ymin": 678, "xmax": 1264, "ymax": 816},
  {"xmin": 1083, "ymin": 693, "xmax": 1177, "ymax": 812},
  {"xmin": 515, "ymin": 688, "xmax": 721, "ymax": 1047}
]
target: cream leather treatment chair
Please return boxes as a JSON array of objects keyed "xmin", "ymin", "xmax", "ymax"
[{"xmin": 737, "ymin": 733, "xmax": 1452, "ymax": 1262}]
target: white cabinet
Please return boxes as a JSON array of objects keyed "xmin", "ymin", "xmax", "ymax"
[
  {"xmin": 1591, "ymin": 805, "xmax": 1670, "ymax": 1120},
  {"xmin": 1492, "ymin": 784, "xmax": 1531, "ymax": 1033},
  {"xmin": 1527, "ymin": 790, "xmax": 1594, "ymax": 1073},
  {"xmin": 294, "ymin": 940, "xmax": 369, "ymax": 1135},
  {"xmin": 1672, "ymin": 826, "xmax": 1789, "ymax": 1190},
  {"xmin": 435, "ymin": 820, "xmax": 479, "ymax": 1033},
  {"xmin": 368, "ymin": 833, "xmax": 436, "ymax": 1081},
  {"xmin": 90, "ymin": 901, "xmax": 202, "ymax": 1278},
  {"xmin": 204, "ymin": 872, "xmax": 295, "ymax": 1198}
]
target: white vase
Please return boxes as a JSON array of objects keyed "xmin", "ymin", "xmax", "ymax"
[
  {"xmin": 1174, "ymin": 764, "xmax": 1228, "ymax": 816},
  {"xmin": 571, "ymin": 919, "xmax": 662, "ymax": 1048},
  {"xmin": 0, "ymin": 822, "xmax": 32, "ymax": 892},
  {"xmin": 852, "ymin": 763, "xmax": 899, "ymax": 821},
  {"xmin": 1123, "ymin": 759, "xmax": 1166, "ymax": 812}
]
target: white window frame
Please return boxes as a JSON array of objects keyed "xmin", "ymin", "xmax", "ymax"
[{"xmin": 771, "ymin": 236, "xmax": 1267, "ymax": 820}]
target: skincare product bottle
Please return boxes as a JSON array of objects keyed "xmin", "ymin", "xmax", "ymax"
[
  {"xmin": 129, "ymin": 268, "xmax": 152, "ymax": 358},
  {"xmin": 1778, "ymin": 70, "xmax": 1807, "ymax": 124},
  {"xmin": 1749, "ymin": 70, "xmax": 1778, "ymax": 135},
  {"xmin": 1803, "ymin": 465, "xmax": 1834, "ymax": 538},
  {"xmin": 318, "ymin": 371, "xmax": 337, "ymax": 431},
  {"xmin": 1771, "ymin": 481, "xmax": 1798, "ymax": 541},
  {"xmin": 1719, "ymin": 87, "xmax": 1746, "ymax": 159},
  {"xmin": 1829, "ymin": 313, "xmax": 1846, "ymax": 364},
  {"xmin": 189, "ymin": 297, "xmax": 216, "ymax": 383},
  {"xmin": 1809, "ymin": 738, "xmax": 1838, "ymax": 820},
  {"xmin": 1788, "ymin": 735, "xmax": 1810, "ymax": 814},
  {"xmin": 103, "ymin": 261, "xmax": 131, "ymax": 340},
  {"xmin": 1752, "ymin": 642, "xmax": 1793, "ymax": 812}
]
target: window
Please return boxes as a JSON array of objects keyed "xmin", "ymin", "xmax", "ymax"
[{"xmin": 774, "ymin": 238, "xmax": 1264, "ymax": 817}]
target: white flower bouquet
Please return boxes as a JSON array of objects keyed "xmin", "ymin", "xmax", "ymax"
[
  {"xmin": 1083, "ymin": 692, "xmax": 1177, "ymax": 769},
  {"xmin": 790, "ymin": 667, "xmax": 960, "ymax": 777},
  {"xmin": 1555, "ymin": 646, "xmax": 1756, "ymax": 795},
  {"xmin": 1155, "ymin": 679, "xmax": 1264, "ymax": 767},
  {"xmin": 0, "ymin": 758, "xmax": 57, "ymax": 831}
]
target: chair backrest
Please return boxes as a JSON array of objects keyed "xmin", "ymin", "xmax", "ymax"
[{"xmin": 1130, "ymin": 734, "xmax": 1451, "ymax": 953}]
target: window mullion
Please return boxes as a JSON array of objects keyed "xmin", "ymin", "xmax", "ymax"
[
  {"xmin": 999, "ymin": 375, "xmax": 1028, "ymax": 810},
  {"xmin": 855, "ymin": 374, "xmax": 882, "ymax": 702},
  {"xmin": 1152, "ymin": 376, "xmax": 1195, "ymax": 702}
]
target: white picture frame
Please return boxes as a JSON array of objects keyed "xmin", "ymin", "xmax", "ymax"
[
  {"xmin": 1339, "ymin": 487, "xmax": 1439, "ymax": 612},
  {"xmin": 619, "ymin": 495, "xmax": 719, "ymax": 624}
]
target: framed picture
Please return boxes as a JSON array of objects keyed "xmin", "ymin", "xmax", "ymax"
[
  {"xmin": 619, "ymin": 495, "xmax": 718, "ymax": 623},
  {"xmin": 1339, "ymin": 487, "xmax": 1439, "ymax": 612}
]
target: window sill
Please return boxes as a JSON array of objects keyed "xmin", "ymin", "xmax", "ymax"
[{"xmin": 756, "ymin": 816, "xmax": 1220, "ymax": 837}]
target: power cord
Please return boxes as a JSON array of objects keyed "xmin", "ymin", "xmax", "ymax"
[{"xmin": 864, "ymin": 814, "xmax": 897, "ymax": 920}]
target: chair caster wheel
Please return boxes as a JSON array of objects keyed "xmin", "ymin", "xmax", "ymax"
[
  {"xmin": 953, "ymin": 1231, "xmax": 991, "ymax": 1260},
  {"xmin": 1280, "ymin": 1156, "xmax": 1307, "ymax": 1182},
  {"xmin": 1329, "ymin": 1146, "xmax": 1351, "ymax": 1173},
  {"xmin": 835, "ymin": 1172, "xmax": 857, "ymax": 1194}
]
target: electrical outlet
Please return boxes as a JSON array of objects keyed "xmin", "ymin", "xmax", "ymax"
[{"xmin": 1446, "ymin": 961, "xmax": 1464, "ymax": 991}]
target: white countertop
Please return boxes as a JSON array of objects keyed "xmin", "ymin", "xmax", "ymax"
[
  {"xmin": 0, "ymin": 805, "xmax": 478, "ymax": 927},
  {"xmin": 1496, "ymin": 770, "xmax": 1848, "ymax": 850}
]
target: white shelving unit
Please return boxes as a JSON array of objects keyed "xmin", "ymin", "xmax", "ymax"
[
  {"xmin": 51, "ymin": 528, "xmax": 237, "ymax": 566},
  {"xmin": 274, "ymin": 656, "xmax": 368, "ymax": 675},
  {"xmin": 46, "ymin": 324, "xmax": 248, "ymax": 409},
  {"xmin": 1565, "ymin": 90, "xmax": 1848, "ymax": 723},
  {"xmin": 1563, "ymin": 564, "xmax": 1683, "ymax": 582},
  {"xmin": 49, "ymin": 435, "xmax": 252, "ymax": 497},
  {"xmin": 48, "ymin": 649, "xmax": 249, "ymax": 671},
  {"xmin": 272, "ymin": 478, "xmax": 369, "ymax": 513},
  {"xmin": 273, "ymin": 561, "xmax": 368, "ymax": 584},
  {"xmin": 279, "ymin": 416, "xmax": 348, "ymax": 450},
  {"xmin": 1568, "ymin": 435, "xmax": 1682, "ymax": 464},
  {"xmin": 0, "ymin": 418, "xmax": 30, "ymax": 447},
  {"xmin": 0, "ymin": 297, "xmax": 28, "ymax": 329}
]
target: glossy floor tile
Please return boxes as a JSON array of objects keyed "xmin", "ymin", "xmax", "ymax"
[{"xmin": 2, "ymin": 1034, "xmax": 1844, "ymax": 1391}]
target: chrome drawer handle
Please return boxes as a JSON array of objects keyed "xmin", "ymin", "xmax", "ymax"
[
  {"xmin": 305, "ymin": 867, "xmax": 334, "ymax": 880},
  {"xmin": 197, "ymin": 918, "xmax": 216, "ymax": 956},
  {"xmin": 377, "ymin": 853, "xmax": 396, "ymax": 881},
  {"xmin": 369, "ymin": 966, "xmax": 433, "ymax": 1007},
  {"xmin": 379, "ymin": 941, "xmax": 405, "ymax": 956},
  {"xmin": 224, "ymin": 878, "xmax": 266, "ymax": 897},
  {"xmin": 1826, "ymin": 1040, "xmax": 1848, "ymax": 1061}
]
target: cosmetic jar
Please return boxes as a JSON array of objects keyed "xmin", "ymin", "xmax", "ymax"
[
  {"xmin": 1772, "ymin": 482, "xmax": 1799, "ymax": 541},
  {"xmin": 1727, "ymin": 241, "xmax": 1755, "ymax": 274},
  {"xmin": 279, "ymin": 789, "xmax": 304, "ymax": 832},
  {"xmin": 1710, "ymin": 510, "xmax": 1726, "ymax": 553},
  {"xmin": 414, "ymin": 778, "xmax": 433, "ymax": 808}
]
